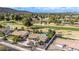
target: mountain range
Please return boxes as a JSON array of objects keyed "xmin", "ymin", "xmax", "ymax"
[
  {"xmin": 12, "ymin": 7, "xmax": 79, "ymax": 13},
  {"xmin": 0, "ymin": 7, "xmax": 79, "ymax": 13},
  {"xmin": 0, "ymin": 7, "xmax": 31, "ymax": 14}
]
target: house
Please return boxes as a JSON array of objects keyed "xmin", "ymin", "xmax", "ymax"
[
  {"xmin": 41, "ymin": 18, "xmax": 49, "ymax": 24},
  {"xmin": 74, "ymin": 22, "xmax": 79, "ymax": 26},
  {"xmin": 62, "ymin": 21, "xmax": 70, "ymax": 25},
  {"xmin": 11, "ymin": 30, "xmax": 29, "ymax": 38}
]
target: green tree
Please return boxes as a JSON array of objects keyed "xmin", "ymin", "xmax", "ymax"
[
  {"xmin": 38, "ymin": 41, "xmax": 44, "ymax": 45},
  {"xmin": 13, "ymin": 36, "xmax": 21, "ymax": 43},
  {"xmin": 15, "ymin": 15, "xmax": 23, "ymax": 21},
  {"xmin": 23, "ymin": 17, "xmax": 33, "ymax": 27},
  {"xmin": 0, "ymin": 15, "xmax": 5, "ymax": 21},
  {"xmin": 69, "ymin": 20, "xmax": 74, "ymax": 24},
  {"xmin": 46, "ymin": 29, "xmax": 56, "ymax": 39}
]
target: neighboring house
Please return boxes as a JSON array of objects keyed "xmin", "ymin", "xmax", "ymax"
[
  {"xmin": 74, "ymin": 22, "xmax": 79, "ymax": 26},
  {"xmin": 72, "ymin": 15, "xmax": 78, "ymax": 18},
  {"xmin": 62, "ymin": 21, "xmax": 70, "ymax": 25},
  {"xmin": 32, "ymin": 18, "xmax": 39, "ymax": 23},
  {"xmin": 41, "ymin": 18, "xmax": 49, "ymax": 24},
  {"xmin": 11, "ymin": 30, "xmax": 29, "ymax": 38}
]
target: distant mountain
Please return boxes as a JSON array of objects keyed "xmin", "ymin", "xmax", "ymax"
[
  {"xmin": 12, "ymin": 7, "xmax": 79, "ymax": 13},
  {"xmin": 1, "ymin": 7, "xmax": 79, "ymax": 14},
  {"xmin": 0, "ymin": 7, "xmax": 31, "ymax": 14}
]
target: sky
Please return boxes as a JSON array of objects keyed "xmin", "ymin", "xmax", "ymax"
[
  {"xmin": 0, "ymin": 0, "xmax": 79, "ymax": 7},
  {"xmin": 0, "ymin": 0, "xmax": 79, "ymax": 13}
]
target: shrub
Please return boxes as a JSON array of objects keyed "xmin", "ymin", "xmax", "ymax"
[
  {"xmin": 21, "ymin": 27, "xmax": 25, "ymax": 30},
  {"xmin": 38, "ymin": 41, "xmax": 44, "ymax": 45},
  {"xmin": 0, "ymin": 32, "xmax": 5, "ymax": 37},
  {"xmin": 0, "ymin": 25, "xmax": 4, "ymax": 28}
]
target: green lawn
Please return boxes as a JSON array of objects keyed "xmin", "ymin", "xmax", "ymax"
[
  {"xmin": 0, "ymin": 21, "xmax": 27, "ymax": 29},
  {"xmin": 1, "ymin": 20, "xmax": 79, "ymax": 31},
  {"xmin": 31, "ymin": 25, "xmax": 79, "ymax": 31},
  {"xmin": 6, "ymin": 35, "xmax": 21, "ymax": 43}
]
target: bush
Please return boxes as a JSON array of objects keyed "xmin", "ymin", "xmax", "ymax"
[
  {"xmin": 38, "ymin": 41, "xmax": 44, "ymax": 45},
  {"xmin": 3, "ymin": 37, "xmax": 7, "ymax": 41},
  {"xmin": 0, "ymin": 32, "xmax": 5, "ymax": 37},
  {"xmin": 47, "ymin": 33, "xmax": 53, "ymax": 39},
  {"xmin": 14, "ymin": 27, "xmax": 18, "ymax": 30},
  {"xmin": 21, "ymin": 27, "xmax": 25, "ymax": 30},
  {"xmin": 46, "ymin": 29, "xmax": 56, "ymax": 39},
  {"xmin": 0, "ymin": 25, "xmax": 4, "ymax": 28},
  {"xmin": 32, "ymin": 29, "xmax": 39, "ymax": 33},
  {"xmin": 6, "ymin": 35, "xmax": 21, "ymax": 43},
  {"xmin": 7, "ymin": 20, "xmax": 16, "ymax": 23},
  {"xmin": 23, "ymin": 18, "xmax": 33, "ymax": 27}
]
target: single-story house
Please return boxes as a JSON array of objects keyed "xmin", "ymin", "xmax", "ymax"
[
  {"xmin": 74, "ymin": 22, "xmax": 79, "ymax": 26},
  {"xmin": 11, "ymin": 30, "xmax": 29, "ymax": 37}
]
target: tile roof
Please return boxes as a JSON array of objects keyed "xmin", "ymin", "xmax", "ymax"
[{"xmin": 12, "ymin": 30, "xmax": 29, "ymax": 37}]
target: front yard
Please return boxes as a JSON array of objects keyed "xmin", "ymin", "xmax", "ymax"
[{"xmin": 6, "ymin": 35, "xmax": 21, "ymax": 43}]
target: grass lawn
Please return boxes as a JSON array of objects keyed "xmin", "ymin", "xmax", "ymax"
[
  {"xmin": 6, "ymin": 35, "xmax": 21, "ymax": 43},
  {"xmin": 31, "ymin": 25, "xmax": 79, "ymax": 31},
  {"xmin": 1, "ymin": 20, "xmax": 79, "ymax": 31},
  {"xmin": 6, "ymin": 35, "xmax": 15, "ymax": 40},
  {"xmin": 0, "ymin": 21, "xmax": 27, "ymax": 29}
]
